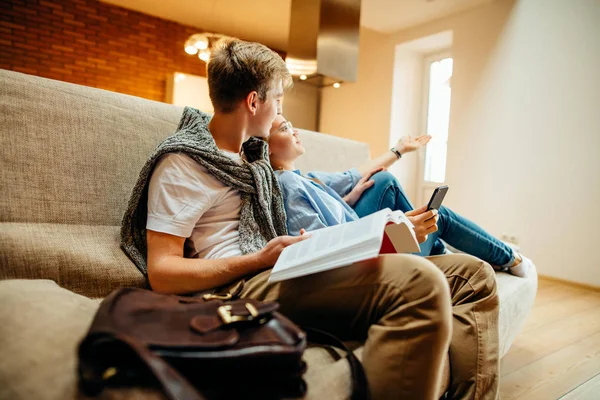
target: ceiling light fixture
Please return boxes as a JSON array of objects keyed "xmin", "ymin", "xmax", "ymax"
[
  {"xmin": 185, "ymin": 45, "xmax": 198, "ymax": 55},
  {"xmin": 184, "ymin": 32, "xmax": 230, "ymax": 63},
  {"xmin": 285, "ymin": 57, "xmax": 318, "ymax": 76},
  {"xmin": 333, "ymin": 82, "xmax": 341, "ymax": 89}
]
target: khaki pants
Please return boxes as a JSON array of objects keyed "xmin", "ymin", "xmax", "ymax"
[{"xmin": 240, "ymin": 253, "xmax": 499, "ymax": 400}]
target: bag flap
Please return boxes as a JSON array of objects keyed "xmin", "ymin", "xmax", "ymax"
[
  {"xmin": 190, "ymin": 300, "xmax": 279, "ymax": 334},
  {"xmin": 89, "ymin": 289, "xmax": 282, "ymax": 348}
]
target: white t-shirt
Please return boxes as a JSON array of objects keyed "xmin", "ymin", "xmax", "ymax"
[{"xmin": 146, "ymin": 151, "xmax": 243, "ymax": 259}]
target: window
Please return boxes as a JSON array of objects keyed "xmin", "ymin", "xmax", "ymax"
[{"xmin": 423, "ymin": 56, "xmax": 453, "ymax": 183}]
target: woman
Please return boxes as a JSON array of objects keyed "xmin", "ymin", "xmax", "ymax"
[{"xmin": 268, "ymin": 115, "xmax": 531, "ymax": 277}]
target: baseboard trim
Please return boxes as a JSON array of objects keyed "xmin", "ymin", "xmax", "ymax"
[{"xmin": 538, "ymin": 274, "xmax": 600, "ymax": 292}]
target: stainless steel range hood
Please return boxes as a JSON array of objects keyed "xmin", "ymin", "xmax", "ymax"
[{"xmin": 286, "ymin": 0, "xmax": 361, "ymax": 87}]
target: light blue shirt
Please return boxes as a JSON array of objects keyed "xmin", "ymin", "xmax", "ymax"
[{"xmin": 276, "ymin": 168, "xmax": 362, "ymax": 236}]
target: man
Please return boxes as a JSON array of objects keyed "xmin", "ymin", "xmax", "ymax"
[{"xmin": 121, "ymin": 38, "xmax": 499, "ymax": 399}]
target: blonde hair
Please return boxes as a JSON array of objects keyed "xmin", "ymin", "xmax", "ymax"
[{"xmin": 207, "ymin": 38, "xmax": 293, "ymax": 113}]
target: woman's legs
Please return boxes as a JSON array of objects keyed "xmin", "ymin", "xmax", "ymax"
[
  {"xmin": 435, "ymin": 206, "xmax": 515, "ymax": 267},
  {"xmin": 353, "ymin": 171, "xmax": 516, "ymax": 267},
  {"xmin": 353, "ymin": 171, "xmax": 415, "ymax": 215},
  {"xmin": 353, "ymin": 171, "xmax": 448, "ymax": 256}
]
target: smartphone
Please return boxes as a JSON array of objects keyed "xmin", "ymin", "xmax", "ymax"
[{"xmin": 426, "ymin": 186, "xmax": 449, "ymax": 211}]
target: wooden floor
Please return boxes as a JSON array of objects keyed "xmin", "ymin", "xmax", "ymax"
[{"xmin": 499, "ymin": 277, "xmax": 600, "ymax": 400}]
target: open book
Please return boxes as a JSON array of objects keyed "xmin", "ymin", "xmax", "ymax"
[{"xmin": 269, "ymin": 208, "xmax": 421, "ymax": 283}]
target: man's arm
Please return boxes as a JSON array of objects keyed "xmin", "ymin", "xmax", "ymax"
[{"xmin": 147, "ymin": 230, "xmax": 309, "ymax": 294}]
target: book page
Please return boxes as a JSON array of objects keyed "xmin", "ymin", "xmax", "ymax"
[
  {"xmin": 275, "ymin": 209, "xmax": 390, "ymax": 270},
  {"xmin": 386, "ymin": 210, "xmax": 414, "ymax": 227},
  {"xmin": 270, "ymin": 208, "xmax": 421, "ymax": 283},
  {"xmin": 270, "ymin": 240, "xmax": 381, "ymax": 282}
]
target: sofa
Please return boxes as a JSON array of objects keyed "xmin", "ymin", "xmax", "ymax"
[{"xmin": 0, "ymin": 69, "xmax": 538, "ymax": 399}]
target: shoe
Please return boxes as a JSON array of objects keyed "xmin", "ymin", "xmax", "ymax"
[{"xmin": 509, "ymin": 254, "xmax": 531, "ymax": 278}]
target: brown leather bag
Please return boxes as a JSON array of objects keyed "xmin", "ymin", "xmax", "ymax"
[{"xmin": 78, "ymin": 287, "xmax": 369, "ymax": 400}]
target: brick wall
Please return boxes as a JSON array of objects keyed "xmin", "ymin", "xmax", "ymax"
[{"xmin": 0, "ymin": 0, "xmax": 210, "ymax": 102}]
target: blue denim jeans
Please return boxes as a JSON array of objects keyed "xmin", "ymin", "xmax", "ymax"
[{"xmin": 353, "ymin": 171, "xmax": 515, "ymax": 267}]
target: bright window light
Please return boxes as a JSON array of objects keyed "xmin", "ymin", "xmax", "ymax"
[{"xmin": 424, "ymin": 57, "xmax": 453, "ymax": 183}]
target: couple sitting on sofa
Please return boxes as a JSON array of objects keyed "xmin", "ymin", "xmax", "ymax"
[
  {"xmin": 267, "ymin": 115, "xmax": 532, "ymax": 278},
  {"xmin": 121, "ymin": 38, "xmax": 507, "ymax": 399}
]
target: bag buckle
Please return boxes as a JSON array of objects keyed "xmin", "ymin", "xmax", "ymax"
[
  {"xmin": 202, "ymin": 293, "xmax": 233, "ymax": 301},
  {"xmin": 217, "ymin": 303, "xmax": 259, "ymax": 324}
]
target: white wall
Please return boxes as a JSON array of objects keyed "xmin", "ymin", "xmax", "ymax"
[
  {"xmin": 387, "ymin": 49, "xmax": 423, "ymax": 201},
  {"xmin": 388, "ymin": 31, "xmax": 454, "ymax": 203},
  {"xmin": 320, "ymin": 27, "xmax": 395, "ymax": 157},
  {"xmin": 320, "ymin": 0, "xmax": 600, "ymax": 286},
  {"xmin": 166, "ymin": 72, "xmax": 214, "ymax": 113},
  {"xmin": 443, "ymin": 0, "xmax": 600, "ymax": 286},
  {"xmin": 282, "ymin": 80, "xmax": 319, "ymax": 131}
]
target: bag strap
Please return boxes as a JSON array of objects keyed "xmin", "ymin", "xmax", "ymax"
[
  {"xmin": 304, "ymin": 328, "xmax": 371, "ymax": 400},
  {"xmin": 80, "ymin": 333, "xmax": 206, "ymax": 400}
]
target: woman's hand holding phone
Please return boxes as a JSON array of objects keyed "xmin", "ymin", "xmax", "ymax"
[{"xmin": 405, "ymin": 206, "xmax": 439, "ymax": 243}]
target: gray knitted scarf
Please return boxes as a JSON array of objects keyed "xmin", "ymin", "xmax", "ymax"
[{"xmin": 120, "ymin": 106, "xmax": 288, "ymax": 275}]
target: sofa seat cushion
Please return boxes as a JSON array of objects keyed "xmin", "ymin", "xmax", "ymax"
[
  {"xmin": 444, "ymin": 242, "xmax": 539, "ymax": 358},
  {"xmin": 496, "ymin": 263, "xmax": 538, "ymax": 357},
  {"xmin": 0, "ymin": 280, "xmax": 449, "ymax": 399},
  {"xmin": 0, "ymin": 279, "xmax": 101, "ymax": 400},
  {"xmin": 0, "ymin": 223, "xmax": 146, "ymax": 297}
]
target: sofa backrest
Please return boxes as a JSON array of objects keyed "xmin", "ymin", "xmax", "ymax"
[
  {"xmin": 0, "ymin": 69, "xmax": 370, "ymax": 226},
  {"xmin": 295, "ymin": 129, "xmax": 370, "ymax": 174}
]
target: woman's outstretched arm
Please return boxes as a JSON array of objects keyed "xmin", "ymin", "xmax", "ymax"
[{"xmin": 357, "ymin": 135, "xmax": 431, "ymax": 176}]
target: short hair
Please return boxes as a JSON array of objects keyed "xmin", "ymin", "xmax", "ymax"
[{"xmin": 207, "ymin": 38, "xmax": 293, "ymax": 113}]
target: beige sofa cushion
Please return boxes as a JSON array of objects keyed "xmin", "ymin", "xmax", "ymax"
[
  {"xmin": 0, "ymin": 279, "xmax": 168, "ymax": 400},
  {"xmin": 0, "ymin": 279, "xmax": 101, "ymax": 400},
  {"xmin": 0, "ymin": 223, "xmax": 146, "ymax": 297},
  {"xmin": 0, "ymin": 279, "xmax": 450, "ymax": 399},
  {"xmin": 0, "ymin": 69, "xmax": 182, "ymax": 227},
  {"xmin": 294, "ymin": 129, "xmax": 370, "ymax": 173}
]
